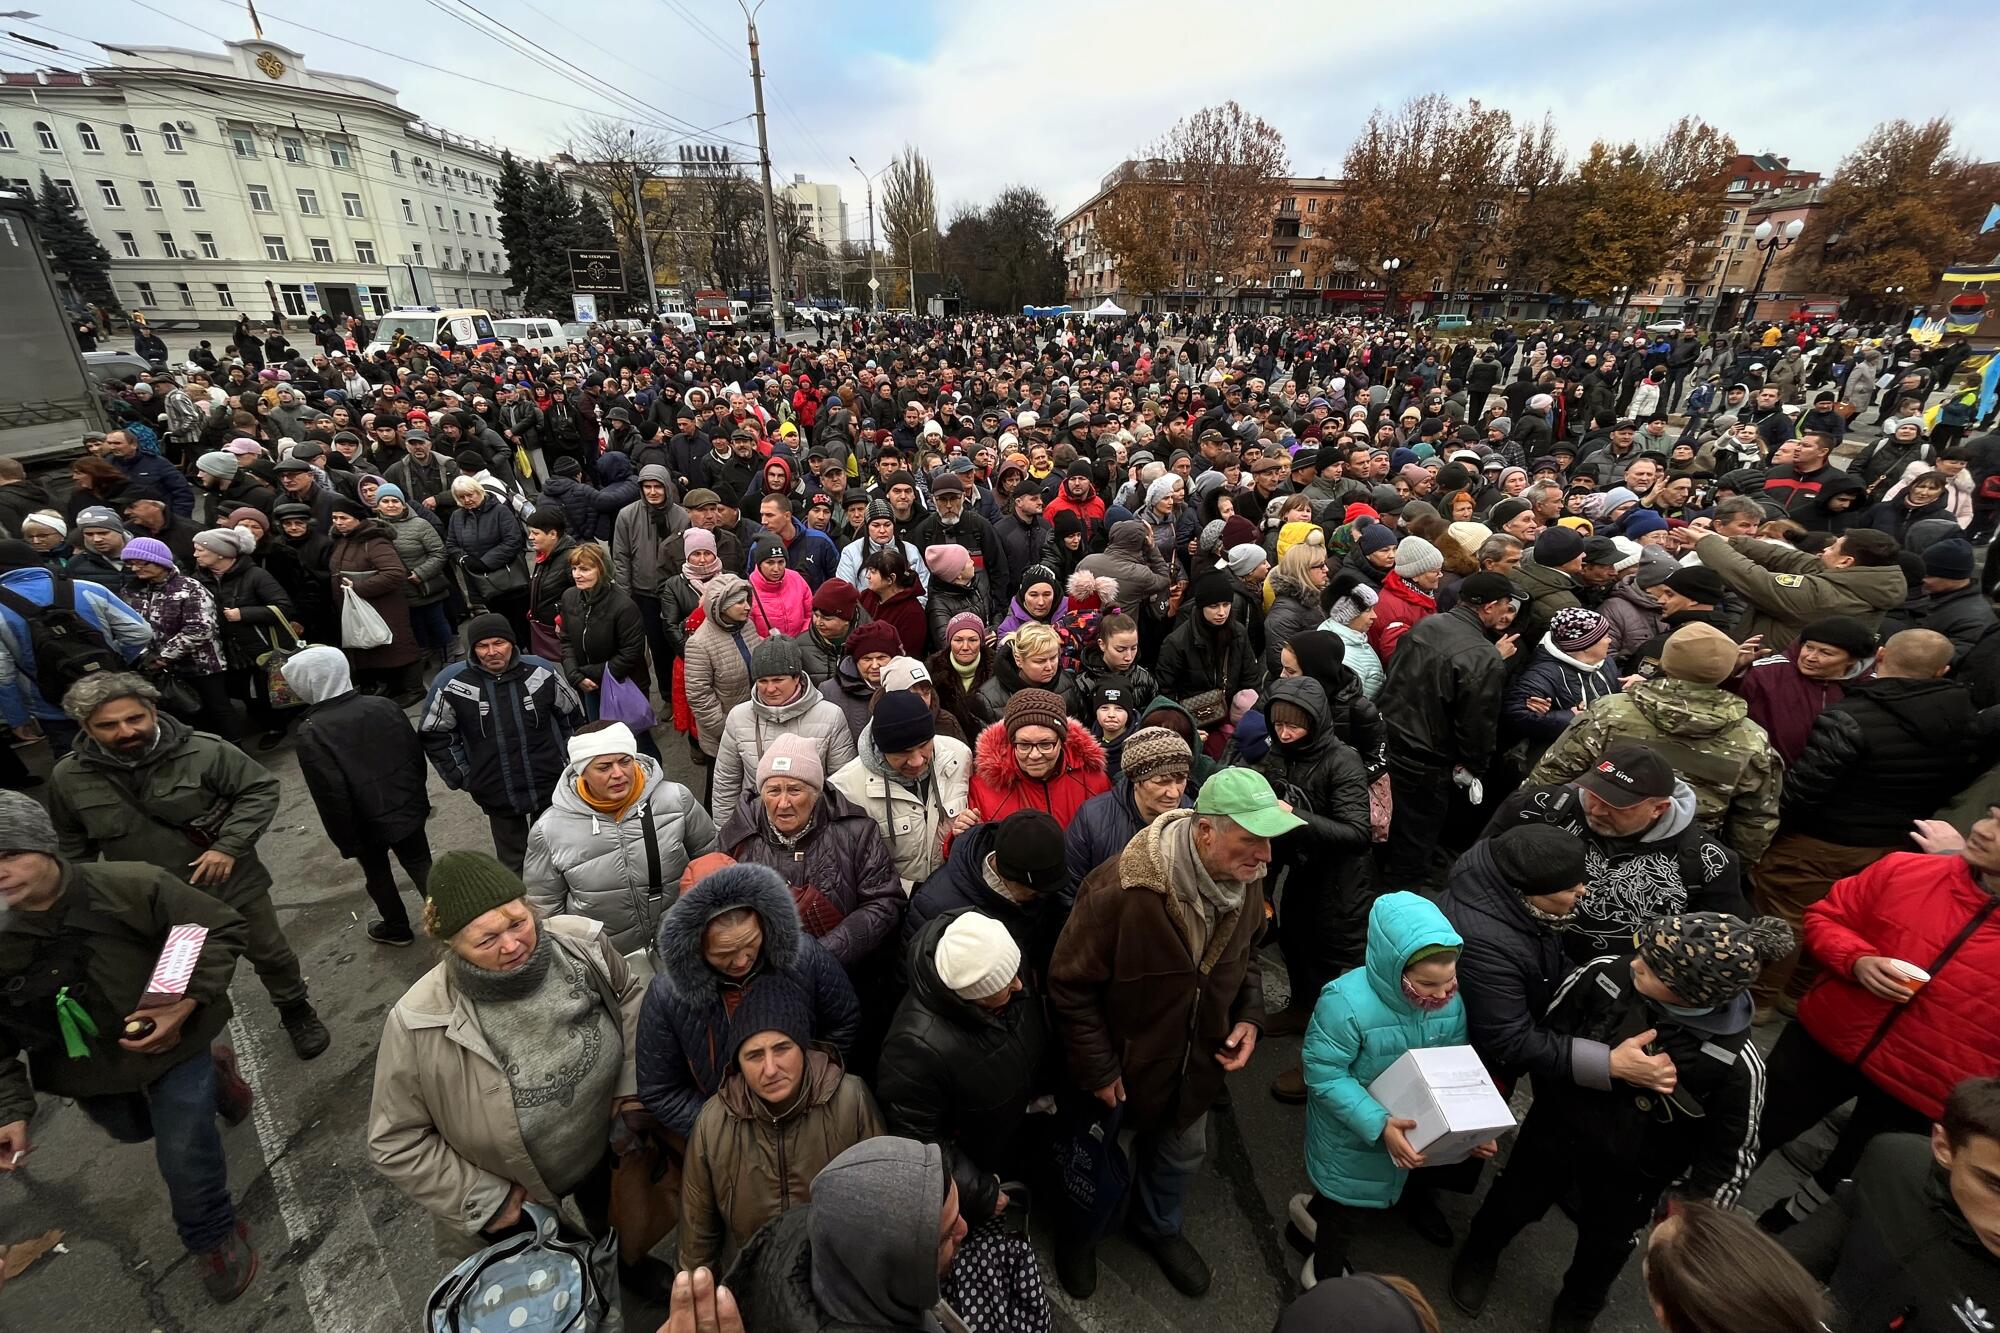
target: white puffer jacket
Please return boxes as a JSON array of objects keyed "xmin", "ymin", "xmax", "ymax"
[
  {"xmin": 522, "ymin": 756, "xmax": 719, "ymax": 964},
  {"xmin": 711, "ymin": 677, "xmax": 859, "ymax": 820}
]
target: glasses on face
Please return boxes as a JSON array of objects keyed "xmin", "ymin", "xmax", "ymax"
[{"xmin": 1012, "ymin": 739, "xmax": 1060, "ymax": 756}]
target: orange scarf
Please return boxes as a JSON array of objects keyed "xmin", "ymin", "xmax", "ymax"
[{"xmin": 577, "ymin": 767, "xmax": 646, "ymax": 822}]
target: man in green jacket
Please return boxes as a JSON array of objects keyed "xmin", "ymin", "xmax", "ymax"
[
  {"xmin": 0, "ymin": 791, "xmax": 258, "ymax": 1302},
  {"xmin": 47, "ymin": 673, "xmax": 328, "ymax": 1058},
  {"xmin": 1691, "ymin": 527, "xmax": 1906, "ymax": 651}
]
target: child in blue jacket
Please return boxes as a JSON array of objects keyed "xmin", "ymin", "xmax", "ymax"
[{"xmin": 1294, "ymin": 891, "xmax": 1500, "ymax": 1287}]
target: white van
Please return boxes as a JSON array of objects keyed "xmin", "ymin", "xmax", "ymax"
[
  {"xmin": 729, "ymin": 300, "xmax": 750, "ymax": 326},
  {"xmin": 492, "ymin": 317, "xmax": 566, "ymax": 353},
  {"xmin": 364, "ymin": 307, "xmax": 498, "ymax": 356},
  {"xmin": 660, "ymin": 311, "xmax": 698, "ymax": 336}
]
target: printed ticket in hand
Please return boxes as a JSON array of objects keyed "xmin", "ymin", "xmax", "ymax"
[{"xmin": 141, "ymin": 925, "xmax": 208, "ymax": 1007}]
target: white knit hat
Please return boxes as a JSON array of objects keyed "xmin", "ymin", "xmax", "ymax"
[
  {"xmin": 880, "ymin": 656, "xmax": 931, "ymax": 693},
  {"xmin": 568, "ymin": 723, "xmax": 639, "ymax": 766},
  {"xmin": 933, "ymin": 912, "xmax": 1021, "ymax": 1001}
]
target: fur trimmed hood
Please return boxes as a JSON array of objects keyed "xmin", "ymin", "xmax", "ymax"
[{"xmin": 656, "ymin": 861, "xmax": 802, "ymax": 1008}]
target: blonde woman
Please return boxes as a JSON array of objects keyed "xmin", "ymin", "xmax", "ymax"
[{"xmin": 1264, "ymin": 540, "xmax": 1331, "ymax": 675}]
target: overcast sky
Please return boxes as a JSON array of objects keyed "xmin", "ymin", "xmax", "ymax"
[{"xmin": 13, "ymin": 0, "xmax": 2000, "ymax": 228}]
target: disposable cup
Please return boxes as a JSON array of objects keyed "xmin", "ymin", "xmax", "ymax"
[{"xmin": 1884, "ymin": 959, "xmax": 1930, "ymax": 992}]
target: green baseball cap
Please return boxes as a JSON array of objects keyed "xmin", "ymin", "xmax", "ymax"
[{"xmin": 1194, "ymin": 768, "xmax": 1305, "ymax": 839}]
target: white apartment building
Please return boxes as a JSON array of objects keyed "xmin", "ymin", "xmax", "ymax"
[
  {"xmin": 781, "ymin": 175, "xmax": 847, "ymax": 249},
  {"xmin": 0, "ymin": 38, "xmax": 529, "ymax": 327}
]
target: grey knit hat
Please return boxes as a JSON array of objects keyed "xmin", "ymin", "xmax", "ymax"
[
  {"xmin": 750, "ymin": 636, "xmax": 804, "ymax": 681},
  {"xmin": 1393, "ymin": 536, "xmax": 1443, "ymax": 578},
  {"xmin": 1121, "ymin": 726, "xmax": 1192, "ymax": 783},
  {"xmin": 0, "ymin": 791, "xmax": 58, "ymax": 857}
]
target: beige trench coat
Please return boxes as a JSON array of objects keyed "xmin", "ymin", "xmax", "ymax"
[{"xmin": 366, "ymin": 915, "xmax": 644, "ymax": 1259}]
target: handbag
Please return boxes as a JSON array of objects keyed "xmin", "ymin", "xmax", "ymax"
[
  {"xmin": 257, "ymin": 607, "xmax": 306, "ymax": 709},
  {"xmin": 141, "ymin": 660, "xmax": 202, "ymax": 722},
  {"xmin": 424, "ymin": 1202, "xmax": 617, "ymax": 1333},
  {"xmin": 1048, "ymin": 1100, "xmax": 1129, "ymax": 1243},
  {"xmin": 607, "ymin": 1126, "xmax": 681, "ymax": 1266},
  {"xmin": 597, "ymin": 670, "xmax": 657, "ymax": 731},
  {"xmin": 469, "ymin": 557, "xmax": 531, "ymax": 602},
  {"xmin": 1367, "ymin": 772, "xmax": 1393, "ymax": 844},
  {"xmin": 1182, "ymin": 689, "xmax": 1227, "ymax": 729},
  {"xmin": 340, "ymin": 582, "xmax": 393, "ymax": 650}
]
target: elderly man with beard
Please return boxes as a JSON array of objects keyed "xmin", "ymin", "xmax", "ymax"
[{"xmin": 910, "ymin": 472, "xmax": 1009, "ymax": 618}]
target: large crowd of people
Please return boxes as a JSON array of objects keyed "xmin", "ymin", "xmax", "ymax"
[{"xmin": 2, "ymin": 303, "xmax": 1999, "ymax": 1332}]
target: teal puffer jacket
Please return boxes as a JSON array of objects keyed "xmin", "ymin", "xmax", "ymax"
[{"xmin": 1301, "ymin": 891, "xmax": 1466, "ymax": 1208}]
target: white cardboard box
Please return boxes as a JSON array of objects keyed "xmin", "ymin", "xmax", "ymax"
[{"xmin": 1365, "ymin": 1045, "xmax": 1515, "ymax": 1166}]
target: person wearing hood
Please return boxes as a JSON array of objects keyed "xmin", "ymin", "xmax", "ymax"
[
  {"xmin": 716, "ymin": 733, "xmax": 902, "ymax": 976},
  {"xmin": 289, "ymin": 645, "xmax": 434, "ymax": 946},
  {"xmin": 613, "ymin": 462, "xmax": 691, "ymax": 674},
  {"xmin": 327, "ymin": 496, "xmax": 422, "ymax": 699},
  {"xmin": 970, "ymin": 684, "xmax": 1109, "ymax": 826},
  {"xmin": 834, "ymin": 499, "xmax": 928, "ymax": 596},
  {"xmin": 713, "ymin": 638, "xmax": 857, "ymax": 820},
  {"xmin": 49, "ymin": 671, "xmax": 329, "ymax": 1058},
  {"xmin": 1048, "ymin": 769, "xmax": 1297, "ymax": 1299},
  {"xmin": 1451, "ymin": 912, "xmax": 1788, "ymax": 1331},
  {"xmin": 829, "ymin": 688, "xmax": 972, "ymax": 892},
  {"xmin": 906, "ymin": 809, "xmax": 1070, "ymax": 994},
  {"xmin": 1486, "ymin": 738, "xmax": 1746, "ymax": 963},
  {"xmin": 725, "ymin": 1137, "xmax": 973, "ymax": 1332},
  {"xmin": 1751, "ymin": 629, "xmax": 2000, "ymax": 1020},
  {"xmin": 366, "ymin": 852, "xmax": 644, "ymax": 1263},
  {"xmin": 877, "ymin": 910, "xmax": 1050, "ymax": 1229},
  {"xmin": 1503, "ymin": 606, "xmax": 1624, "ymax": 766},
  {"xmin": 678, "ymin": 973, "xmax": 885, "ymax": 1274},
  {"xmin": 683, "ymin": 573, "xmax": 766, "ymax": 776},
  {"xmin": 522, "ymin": 720, "xmax": 717, "ymax": 969},
  {"xmin": 636, "ymin": 859, "xmax": 859, "ymax": 1139},
  {"xmin": 1280, "ymin": 628, "xmax": 1387, "ymax": 774},
  {"xmin": 1077, "ymin": 517, "xmax": 1173, "ymax": 611},
  {"xmin": 1530, "ymin": 623, "xmax": 1783, "ymax": 864},
  {"xmin": 420, "ymin": 612, "xmax": 585, "ymax": 872},
  {"xmin": 1294, "ymin": 893, "xmax": 1488, "ymax": 1288},
  {"xmin": 1256, "ymin": 677, "xmax": 1374, "ymax": 1105},
  {"xmin": 1730, "ymin": 614, "xmax": 1877, "ymax": 766}
]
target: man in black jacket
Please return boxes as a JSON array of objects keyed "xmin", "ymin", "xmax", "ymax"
[
  {"xmin": 1376, "ymin": 572, "xmax": 1522, "ymax": 887},
  {"xmin": 1485, "ymin": 741, "xmax": 1747, "ymax": 963},
  {"xmin": 1784, "ymin": 1076, "xmax": 2000, "ymax": 1333},
  {"xmin": 875, "ymin": 909, "xmax": 1049, "ymax": 1227},
  {"xmin": 992, "ymin": 487, "xmax": 1051, "ymax": 603},
  {"xmin": 908, "ymin": 474, "xmax": 1009, "ymax": 618},
  {"xmin": 1761, "ymin": 430, "xmax": 1865, "ymax": 530},
  {"xmin": 903, "ymin": 812, "xmax": 1068, "ymax": 989},
  {"xmin": 1753, "ymin": 629, "xmax": 2000, "ymax": 1017},
  {"xmin": 418, "ymin": 613, "xmax": 585, "ymax": 872}
]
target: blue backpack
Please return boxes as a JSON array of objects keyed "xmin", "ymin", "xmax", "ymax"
[{"xmin": 425, "ymin": 1204, "xmax": 618, "ymax": 1333}]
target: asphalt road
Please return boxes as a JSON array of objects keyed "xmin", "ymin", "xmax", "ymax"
[{"xmin": 0, "ymin": 712, "xmax": 1834, "ymax": 1333}]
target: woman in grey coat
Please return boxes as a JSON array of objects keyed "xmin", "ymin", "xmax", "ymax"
[
  {"xmin": 522, "ymin": 721, "xmax": 719, "ymax": 967},
  {"xmin": 711, "ymin": 637, "xmax": 859, "ymax": 819},
  {"xmin": 374, "ymin": 484, "xmax": 450, "ymax": 662}
]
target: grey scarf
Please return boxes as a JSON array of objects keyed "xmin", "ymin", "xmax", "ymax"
[{"xmin": 1158, "ymin": 809, "xmax": 1246, "ymax": 958}]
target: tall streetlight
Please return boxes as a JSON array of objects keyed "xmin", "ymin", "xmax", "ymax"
[
  {"xmin": 1884, "ymin": 284, "xmax": 1908, "ymax": 327},
  {"xmin": 847, "ymin": 155, "xmax": 885, "ymax": 313},
  {"xmin": 1739, "ymin": 217, "xmax": 1805, "ymax": 330},
  {"xmin": 1381, "ymin": 257, "xmax": 1403, "ymax": 320},
  {"xmin": 1609, "ymin": 284, "xmax": 1631, "ymax": 323},
  {"xmin": 1288, "ymin": 267, "xmax": 1302, "ymax": 315}
]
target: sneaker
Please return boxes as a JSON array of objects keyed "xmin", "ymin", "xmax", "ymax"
[
  {"xmin": 367, "ymin": 920, "xmax": 416, "ymax": 947},
  {"xmin": 1133, "ymin": 1228, "xmax": 1211, "ymax": 1297},
  {"xmin": 1401, "ymin": 1189, "xmax": 1454, "ymax": 1247},
  {"xmin": 1053, "ymin": 1238, "xmax": 1098, "ymax": 1299},
  {"xmin": 279, "ymin": 1004, "xmax": 331, "ymax": 1060},
  {"xmin": 212, "ymin": 1046, "xmax": 254, "ymax": 1127},
  {"xmin": 1270, "ymin": 1065, "xmax": 1307, "ymax": 1103},
  {"xmin": 1450, "ymin": 1246, "xmax": 1499, "ymax": 1317},
  {"xmin": 1287, "ymin": 1193, "xmax": 1317, "ymax": 1243},
  {"xmin": 1262, "ymin": 1005, "xmax": 1312, "ymax": 1038},
  {"xmin": 198, "ymin": 1223, "xmax": 258, "ymax": 1303}
]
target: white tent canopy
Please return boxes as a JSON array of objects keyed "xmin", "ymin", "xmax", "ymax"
[{"xmin": 1087, "ymin": 299, "xmax": 1127, "ymax": 319}]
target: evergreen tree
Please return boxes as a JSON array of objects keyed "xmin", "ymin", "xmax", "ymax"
[
  {"xmin": 36, "ymin": 172, "xmax": 122, "ymax": 314},
  {"xmin": 493, "ymin": 151, "xmax": 536, "ymax": 306},
  {"xmin": 575, "ymin": 191, "xmax": 616, "ymax": 251},
  {"xmin": 522, "ymin": 164, "xmax": 580, "ymax": 316}
]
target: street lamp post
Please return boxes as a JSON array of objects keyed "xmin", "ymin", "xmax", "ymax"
[
  {"xmin": 1609, "ymin": 284, "xmax": 1631, "ymax": 323},
  {"xmin": 847, "ymin": 155, "xmax": 882, "ymax": 314},
  {"xmin": 1381, "ymin": 257, "xmax": 1402, "ymax": 321},
  {"xmin": 1739, "ymin": 218, "xmax": 1805, "ymax": 330},
  {"xmin": 1884, "ymin": 284, "xmax": 1907, "ymax": 329},
  {"xmin": 1288, "ymin": 267, "xmax": 1302, "ymax": 315},
  {"xmin": 734, "ymin": 0, "xmax": 786, "ymax": 339}
]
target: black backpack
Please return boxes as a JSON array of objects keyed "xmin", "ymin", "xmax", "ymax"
[{"xmin": 0, "ymin": 577, "xmax": 123, "ymax": 706}]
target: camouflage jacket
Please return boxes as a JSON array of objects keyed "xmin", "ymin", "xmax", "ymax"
[{"xmin": 1526, "ymin": 676, "xmax": 1783, "ymax": 864}]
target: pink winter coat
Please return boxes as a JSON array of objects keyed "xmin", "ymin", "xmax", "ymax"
[{"xmin": 747, "ymin": 567, "xmax": 812, "ymax": 637}]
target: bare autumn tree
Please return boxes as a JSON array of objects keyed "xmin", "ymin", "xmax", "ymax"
[
  {"xmin": 1154, "ymin": 102, "xmax": 1290, "ymax": 287},
  {"xmin": 1495, "ymin": 112, "xmax": 1572, "ymax": 297},
  {"xmin": 1339, "ymin": 95, "xmax": 1514, "ymax": 296},
  {"xmin": 1092, "ymin": 160, "xmax": 1178, "ymax": 302},
  {"xmin": 881, "ymin": 145, "xmax": 942, "ymax": 304},
  {"xmin": 563, "ymin": 117, "xmax": 678, "ymax": 295},
  {"xmin": 1803, "ymin": 117, "xmax": 2000, "ymax": 301}
]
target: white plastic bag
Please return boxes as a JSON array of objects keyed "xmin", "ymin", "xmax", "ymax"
[{"xmin": 340, "ymin": 582, "xmax": 393, "ymax": 650}]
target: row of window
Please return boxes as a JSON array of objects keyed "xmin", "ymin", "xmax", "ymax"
[
  {"xmin": 1, "ymin": 120, "xmax": 186, "ymax": 154},
  {"xmin": 39, "ymin": 171, "xmax": 499, "ymax": 245},
  {"xmin": 112, "ymin": 228, "xmax": 379, "ymax": 265},
  {"xmin": 228, "ymin": 127, "xmax": 352, "ymax": 169},
  {"xmin": 43, "ymin": 177, "xmax": 202, "ymax": 210},
  {"xmin": 131, "ymin": 280, "xmax": 394, "ymax": 319}
]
